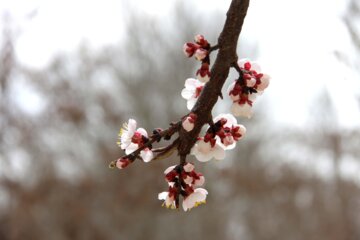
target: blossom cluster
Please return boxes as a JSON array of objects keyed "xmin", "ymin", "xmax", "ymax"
[
  {"xmin": 191, "ymin": 113, "xmax": 246, "ymax": 162},
  {"xmin": 228, "ymin": 59, "xmax": 270, "ymax": 118},
  {"xmin": 112, "ymin": 34, "xmax": 270, "ymax": 211},
  {"xmin": 158, "ymin": 162, "xmax": 207, "ymax": 211}
]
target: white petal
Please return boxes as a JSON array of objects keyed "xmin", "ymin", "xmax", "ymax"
[
  {"xmin": 136, "ymin": 128, "xmax": 148, "ymax": 138},
  {"xmin": 164, "ymin": 165, "xmax": 176, "ymax": 174},
  {"xmin": 125, "ymin": 143, "xmax": 138, "ymax": 154},
  {"xmin": 127, "ymin": 119, "xmax": 137, "ymax": 135},
  {"xmin": 184, "ymin": 78, "xmax": 198, "ymax": 89},
  {"xmin": 192, "ymin": 148, "xmax": 212, "ymax": 162},
  {"xmin": 158, "ymin": 191, "xmax": 168, "ymax": 200},
  {"xmin": 194, "ymin": 176, "xmax": 205, "ymax": 187},
  {"xmin": 231, "ymin": 103, "xmax": 253, "ymax": 118},
  {"xmin": 212, "ymin": 144, "xmax": 225, "ymax": 160},
  {"xmin": 140, "ymin": 148, "xmax": 153, "ymax": 162},
  {"xmin": 214, "ymin": 113, "xmax": 237, "ymax": 128},
  {"xmin": 182, "ymin": 118, "xmax": 194, "ymax": 132},
  {"xmin": 181, "ymin": 88, "xmax": 194, "ymax": 100},
  {"xmin": 257, "ymin": 74, "xmax": 270, "ymax": 91},
  {"xmin": 187, "ymin": 98, "xmax": 197, "ymax": 110}
]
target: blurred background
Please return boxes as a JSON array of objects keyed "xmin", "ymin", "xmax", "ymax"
[{"xmin": 1, "ymin": 0, "xmax": 360, "ymax": 239}]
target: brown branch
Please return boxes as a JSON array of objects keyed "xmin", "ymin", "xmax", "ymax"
[{"xmin": 177, "ymin": 0, "xmax": 250, "ymax": 156}]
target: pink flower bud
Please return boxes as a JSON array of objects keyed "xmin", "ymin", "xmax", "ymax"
[
  {"xmin": 194, "ymin": 48, "xmax": 208, "ymax": 61},
  {"xmin": 183, "ymin": 43, "xmax": 199, "ymax": 57},
  {"xmin": 116, "ymin": 158, "xmax": 131, "ymax": 169},
  {"xmin": 196, "ymin": 63, "xmax": 211, "ymax": 83},
  {"xmin": 182, "ymin": 113, "xmax": 197, "ymax": 132},
  {"xmin": 183, "ymin": 162, "xmax": 195, "ymax": 172}
]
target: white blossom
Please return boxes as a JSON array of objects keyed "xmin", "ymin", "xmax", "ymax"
[
  {"xmin": 182, "ymin": 188, "xmax": 208, "ymax": 211},
  {"xmin": 181, "ymin": 78, "xmax": 205, "ymax": 110},
  {"xmin": 191, "ymin": 139, "xmax": 225, "ymax": 162}
]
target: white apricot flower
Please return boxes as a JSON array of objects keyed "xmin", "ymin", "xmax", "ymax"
[
  {"xmin": 191, "ymin": 138, "xmax": 225, "ymax": 162},
  {"xmin": 213, "ymin": 113, "xmax": 246, "ymax": 149},
  {"xmin": 182, "ymin": 188, "xmax": 208, "ymax": 211},
  {"xmin": 181, "ymin": 78, "xmax": 205, "ymax": 110},
  {"xmin": 158, "ymin": 191, "xmax": 176, "ymax": 209}
]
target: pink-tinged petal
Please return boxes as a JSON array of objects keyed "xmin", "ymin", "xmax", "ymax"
[
  {"xmin": 181, "ymin": 88, "xmax": 193, "ymax": 100},
  {"xmin": 251, "ymin": 62, "xmax": 261, "ymax": 72},
  {"xmin": 248, "ymin": 93, "xmax": 258, "ymax": 101},
  {"xmin": 212, "ymin": 144, "xmax": 225, "ymax": 160},
  {"xmin": 238, "ymin": 124, "xmax": 246, "ymax": 137},
  {"xmin": 194, "ymin": 48, "xmax": 208, "ymax": 61},
  {"xmin": 183, "ymin": 162, "xmax": 195, "ymax": 172},
  {"xmin": 125, "ymin": 143, "xmax": 138, "ymax": 155},
  {"xmin": 136, "ymin": 128, "xmax": 148, "ymax": 138},
  {"xmin": 257, "ymin": 74, "xmax": 270, "ymax": 91},
  {"xmin": 231, "ymin": 103, "xmax": 253, "ymax": 118},
  {"xmin": 140, "ymin": 148, "xmax": 153, "ymax": 162},
  {"xmin": 164, "ymin": 165, "xmax": 176, "ymax": 175},
  {"xmin": 194, "ymin": 188, "xmax": 208, "ymax": 196},
  {"xmin": 184, "ymin": 176, "xmax": 193, "ymax": 185},
  {"xmin": 246, "ymin": 77, "xmax": 256, "ymax": 87},
  {"xmin": 192, "ymin": 148, "xmax": 212, "ymax": 162},
  {"xmin": 197, "ymin": 75, "xmax": 210, "ymax": 83},
  {"xmin": 182, "ymin": 117, "xmax": 195, "ymax": 132},
  {"xmin": 214, "ymin": 113, "xmax": 237, "ymax": 128},
  {"xmin": 194, "ymin": 175, "xmax": 205, "ymax": 187}
]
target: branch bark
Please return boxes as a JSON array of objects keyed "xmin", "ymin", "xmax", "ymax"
[{"xmin": 177, "ymin": 0, "xmax": 250, "ymax": 156}]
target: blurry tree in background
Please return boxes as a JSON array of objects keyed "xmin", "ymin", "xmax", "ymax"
[{"xmin": 0, "ymin": 2, "xmax": 360, "ymax": 240}]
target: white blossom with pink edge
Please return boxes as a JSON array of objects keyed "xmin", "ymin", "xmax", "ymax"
[
  {"xmin": 181, "ymin": 78, "xmax": 205, "ymax": 110},
  {"xmin": 231, "ymin": 102, "xmax": 253, "ymax": 118},
  {"xmin": 182, "ymin": 188, "xmax": 208, "ymax": 211},
  {"xmin": 213, "ymin": 113, "xmax": 246, "ymax": 150},
  {"xmin": 191, "ymin": 139, "xmax": 225, "ymax": 162}
]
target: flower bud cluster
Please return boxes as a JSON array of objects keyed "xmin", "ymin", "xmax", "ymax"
[
  {"xmin": 183, "ymin": 34, "xmax": 211, "ymax": 83},
  {"xmin": 158, "ymin": 162, "xmax": 207, "ymax": 211},
  {"xmin": 228, "ymin": 59, "xmax": 270, "ymax": 118}
]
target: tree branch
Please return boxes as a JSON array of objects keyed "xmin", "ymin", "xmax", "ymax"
[{"xmin": 177, "ymin": 0, "xmax": 250, "ymax": 156}]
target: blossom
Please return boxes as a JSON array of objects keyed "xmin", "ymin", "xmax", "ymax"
[
  {"xmin": 194, "ymin": 34, "xmax": 209, "ymax": 47},
  {"xmin": 117, "ymin": 119, "xmax": 137, "ymax": 149},
  {"xmin": 191, "ymin": 138, "xmax": 225, "ymax": 162},
  {"xmin": 158, "ymin": 190, "xmax": 177, "ymax": 209},
  {"xmin": 183, "ymin": 42, "xmax": 199, "ymax": 58},
  {"xmin": 118, "ymin": 119, "xmax": 154, "ymax": 162},
  {"xmin": 116, "ymin": 158, "xmax": 131, "ymax": 169},
  {"xmin": 183, "ymin": 162, "xmax": 195, "ymax": 172},
  {"xmin": 213, "ymin": 113, "xmax": 246, "ymax": 149},
  {"xmin": 196, "ymin": 63, "xmax": 211, "ymax": 83},
  {"xmin": 181, "ymin": 78, "xmax": 205, "ymax": 110},
  {"xmin": 194, "ymin": 48, "xmax": 208, "ymax": 61},
  {"xmin": 182, "ymin": 113, "xmax": 197, "ymax": 132},
  {"xmin": 238, "ymin": 59, "xmax": 270, "ymax": 92},
  {"xmin": 182, "ymin": 188, "xmax": 208, "ymax": 211}
]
